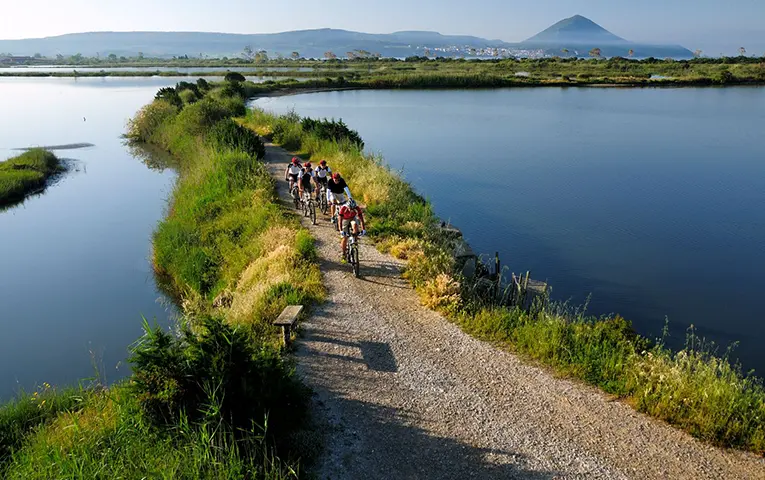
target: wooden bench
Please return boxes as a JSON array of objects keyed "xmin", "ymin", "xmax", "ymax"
[{"xmin": 273, "ymin": 305, "xmax": 303, "ymax": 346}]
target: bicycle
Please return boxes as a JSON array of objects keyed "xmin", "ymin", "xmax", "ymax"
[
  {"xmin": 344, "ymin": 229, "xmax": 361, "ymax": 278},
  {"xmin": 302, "ymin": 190, "xmax": 317, "ymax": 225},
  {"xmin": 318, "ymin": 184, "xmax": 329, "ymax": 216},
  {"xmin": 290, "ymin": 184, "xmax": 300, "ymax": 209}
]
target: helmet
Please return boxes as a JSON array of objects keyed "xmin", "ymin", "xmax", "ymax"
[
  {"xmin": 332, "ymin": 172, "xmax": 340, "ymax": 180},
  {"xmin": 347, "ymin": 199, "xmax": 357, "ymax": 209},
  {"xmin": 304, "ymin": 162, "xmax": 312, "ymax": 169},
  {"xmin": 320, "ymin": 160, "xmax": 327, "ymax": 166},
  {"xmin": 291, "ymin": 157, "xmax": 299, "ymax": 165}
]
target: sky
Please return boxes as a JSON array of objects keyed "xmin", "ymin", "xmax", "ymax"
[{"xmin": 1, "ymin": 0, "xmax": 763, "ymax": 54}]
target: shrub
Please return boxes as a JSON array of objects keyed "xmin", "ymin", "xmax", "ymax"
[
  {"xmin": 127, "ymin": 100, "xmax": 178, "ymax": 141},
  {"xmin": 129, "ymin": 317, "xmax": 308, "ymax": 439},
  {"xmin": 207, "ymin": 119, "xmax": 265, "ymax": 159},
  {"xmin": 300, "ymin": 117, "xmax": 364, "ymax": 148},
  {"xmin": 220, "ymin": 82, "xmax": 246, "ymax": 99},
  {"xmin": 174, "ymin": 98, "xmax": 232, "ymax": 136},
  {"xmin": 195, "ymin": 78, "xmax": 210, "ymax": 92},
  {"xmin": 178, "ymin": 89, "xmax": 198, "ymax": 105},
  {"xmin": 224, "ymin": 72, "xmax": 246, "ymax": 83},
  {"xmin": 154, "ymin": 87, "xmax": 182, "ymax": 109}
]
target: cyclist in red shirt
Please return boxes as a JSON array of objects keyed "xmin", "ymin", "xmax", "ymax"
[{"xmin": 337, "ymin": 199, "xmax": 366, "ymax": 262}]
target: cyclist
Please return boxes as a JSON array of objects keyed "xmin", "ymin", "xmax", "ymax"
[
  {"xmin": 327, "ymin": 172, "xmax": 353, "ymax": 231},
  {"xmin": 314, "ymin": 160, "xmax": 331, "ymax": 201},
  {"xmin": 298, "ymin": 161, "xmax": 316, "ymax": 203},
  {"xmin": 284, "ymin": 157, "xmax": 302, "ymax": 192},
  {"xmin": 338, "ymin": 199, "xmax": 366, "ymax": 263}
]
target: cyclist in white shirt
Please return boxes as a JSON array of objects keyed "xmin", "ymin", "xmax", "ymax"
[
  {"xmin": 314, "ymin": 160, "xmax": 331, "ymax": 201},
  {"xmin": 284, "ymin": 157, "xmax": 302, "ymax": 192}
]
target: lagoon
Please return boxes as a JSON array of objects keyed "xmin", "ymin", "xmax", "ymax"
[
  {"xmin": 0, "ymin": 77, "xmax": 179, "ymax": 399},
  {"xmin": 255, "ymin": 87, "xmax": 765, "ymax": 372}
]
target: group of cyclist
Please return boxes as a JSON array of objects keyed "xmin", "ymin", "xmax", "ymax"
[{"xmin": 285, "ymin": 157, "xmax": 365, "ymax": 263}]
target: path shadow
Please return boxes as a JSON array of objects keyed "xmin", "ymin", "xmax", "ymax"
[
  {"xmin": 307, "ymin": 333, "xmax": 398, "ymax": 373},
  {"xmin": 308, "ymin": 388, "xmax": 559, "ymax": 480}
]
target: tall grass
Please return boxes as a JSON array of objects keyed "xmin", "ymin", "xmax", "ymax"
[
  {"xmin": 243, "ymin": 107, "xmax": 765, "ymax": 453},
  {"xmin": 0, "ymin": 149, "xmax": 62, "ymax": 207},
  {"xmin": 0, "ymin": 82, "xmax": 326, "ymax": 477},
  {"xmin": 2, "ymin": 384, "xmax": 298, "ymax": 479}
]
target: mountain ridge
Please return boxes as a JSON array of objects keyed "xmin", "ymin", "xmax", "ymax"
[{"xmin": 0, "ymin": 17, "xmax": 693, "ymax": 59}]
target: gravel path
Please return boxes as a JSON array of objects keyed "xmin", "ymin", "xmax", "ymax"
[{"xmin": 263, "ymin": 143, "xmax": 765, "ymax": 480}]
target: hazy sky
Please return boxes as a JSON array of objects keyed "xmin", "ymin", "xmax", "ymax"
[{"xmin": 2, "ymin": 0, "xmax": 763, "ymax": 53}]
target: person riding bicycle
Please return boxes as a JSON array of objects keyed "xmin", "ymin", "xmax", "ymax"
[
  {"xmin": 284, "ymin": 157, "xmax": 302, "ymax": 191},
  {"xmin": 314, "ymin": 160, "xmax": 331, "ymax": 201},
  {"xmin": 298, "ymin": 162, "xmax": 316, "ymax": 201},
  {"xmin": 338, "ymin": 199, "xmax": 366, "ymax": 263},
  {"xmin": 327, "ymin": 172, "xmax": 353, "ymax": 230}
]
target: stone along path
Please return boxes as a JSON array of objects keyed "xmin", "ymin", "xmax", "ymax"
[{"xmin": 262, "ymin": 142, "xmax": 765, "ymax": 480}]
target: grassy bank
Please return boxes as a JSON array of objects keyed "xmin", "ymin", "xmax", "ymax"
[
  {"xmin": 242, "ymin": 107, "xmax": 765, "ymax": 454},
  {"xmin": 0, "ymin": 149, "xmax": 62, "ymax": 208},
  {"xmin": 2, "ymin": 57, "xmax": 763, "ymax": 85},
  {"xmin": 1, "ymin": 80, "xmax": 324, "ymax": 477}
]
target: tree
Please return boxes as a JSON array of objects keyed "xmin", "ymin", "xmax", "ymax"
[
  {"xmin": 242, "ymin": 45, "xmax": 255, "ymax": 61},
  {"xmin": 346, "ymin": 51, "xmax": 356, "ymax": 60},
  {"xmin": 561, "ymin": 48, "xmax": 569, "ymax": 57},
  {"xmin": 108, "ymin": 53, "xmax": 117, "ymax": 61},
  {"xmin": 137, "ymin": 52, "xmax": 144, "ymax": 60},
  {"xmin": 693, "ymin": 49, "xmax": 702, "ymax": 58},
  {"xmin": 739, "ymin": 46, "xmax": 747, "ymax": 56},
  {"xmin": 324, "ymin": 51, "xmax": 337, "ymax": 60},
  {"xmin": 424, "ymin": 48, "xmax": 431, "ymax": 57},
  {"xmin": 291, "ymin": 51, "xmax": 300, "ymax": 60},
  {"xmin": 254, "ymin": 50, "xmax": 269, "ymax": 63},
  {"xmin": 628, "ymin": 49, "xmax": 635, "ymax": 58},
  {"xmin": 589, "ymin": 48, "xmax": 602, "ymax": 58},
  {"xmin": 33, "ymin": 52, "xmax": 42, "ymax": 59}
]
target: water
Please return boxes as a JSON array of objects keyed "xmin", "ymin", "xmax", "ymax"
[
  {"xmin": 0, "ymin": 77, "xmax": 179, "ymax": 400},
  {"xmin": 255, "ymin": 87, "xmax": 765, "ymax": 372}
]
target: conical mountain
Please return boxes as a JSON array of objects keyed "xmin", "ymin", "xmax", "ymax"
[{"xmin": 524, "ymin": 15, "xmax": 628, "ymax": 45}]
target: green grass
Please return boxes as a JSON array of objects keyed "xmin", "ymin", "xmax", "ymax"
[
  {"xmin": 0, "ymin": 82, "xmax": 326, "ymax": 477},
  {"xmin": 5, "ymin": 57, "xmax": 763, "ymax": 86},
  {"xmin": 1, "ymin": 384, "xmax": 298, "ymax": 479},
  {"xmin": 0, "ymin": 149, "xmax": 62, "ymax": 207},
  {"xmin": 243, "ymin": 107, "xmax": 765, "ymax": 454}
]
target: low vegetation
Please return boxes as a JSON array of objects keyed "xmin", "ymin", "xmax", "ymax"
[
  {"xmin": 3, "ymin": 56, "xmax": 764, "ymax": 86},
  {"xmin": 0, "ymin": 149, "xmax": 62, "ymax": 207},
  {"xmin": 243, "ymin": 107, "xmax": 765, "ymax": 454},
  {"xmin": 1, "ymin": 81, "xmax": 324, "ymax": 477}
]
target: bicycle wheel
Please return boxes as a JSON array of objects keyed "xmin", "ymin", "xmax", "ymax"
[
  {"xmin": 309, "ymin": 201, "xmax": 317, "ymax": 225},
  {"xmin": 351, "ymin": 243, "xmax": 360, "ymax": 278},
  {"xmin": 320, "ymin": 195, "xmax": 328, "ymax": 215},
  {"xmin": 292, "ymin": 188, "xmax": 300, "ymax": 209}
]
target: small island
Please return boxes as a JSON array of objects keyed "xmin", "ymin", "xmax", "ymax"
[{"xmin": 0, "ymin": 149, "xmax": 63, "ymax": 207}]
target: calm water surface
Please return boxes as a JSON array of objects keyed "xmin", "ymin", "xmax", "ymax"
[
  {"xmin": 255, "ymin": 87, "xmax": 765, "ymax": 372},
  {"xmin": 0, "ymin": 77, "xmax": 179, "ymax": 400}
]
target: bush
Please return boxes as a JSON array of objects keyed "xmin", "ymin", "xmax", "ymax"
[
  {"xmin": 196, "ymin": 78, "xmax": 210, "ymax": 92},
  {"xmin": 207, "ymin": 119, "xmax": 266, "ymax": 159},
  {"xmin": 174, "ymin": 98, "xmax": 232, "ymax": 136},
  {"xmin": 178, "ymin": 89, "xmax": 198, "ymax": 105},
  {"xmin": 154, "ymin": 87, "xmax": 182, "ymax": 109},
  {"xmin": 300, "ymin": 117, "xmax": 364, "ymax": 148},
  {"xmin": 224, "ymin": 72, "xmax": 246, "ymax": 83},
  {"xmin": 129, "ymin": 317, "xmax": 307, "ymax": 439},
  {"xmin": 127, "ymin": 100, "xmax": 179, "ymax": 142}
]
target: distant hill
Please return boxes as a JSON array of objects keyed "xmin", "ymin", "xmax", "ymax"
[
  {"xmin": 0, "ymin": 29, "xmax": 506, "ymax": 59},
  {"xmin": 525, "ymin": 15, "xmax": 627, "ymax": 44},
  {"xmin": 520, "ymin": 15, "xmax": 693, "ymax": 59},
  {"xmin": 0, "ymin": 17, "xmax": 693, "ymax": 60}
]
